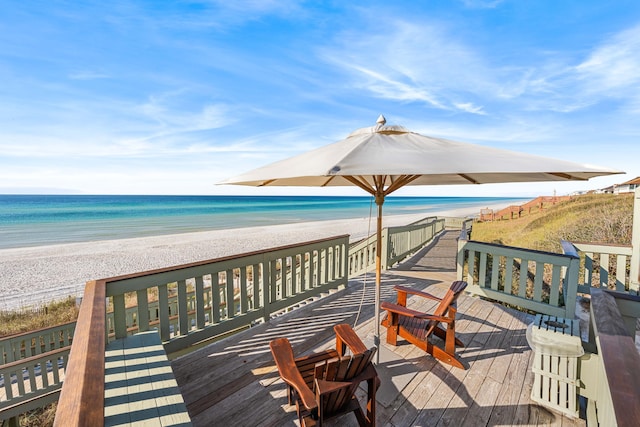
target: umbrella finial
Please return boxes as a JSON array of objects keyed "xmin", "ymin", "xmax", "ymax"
[{"xmin": 376, "ymin": 114, "xmax": 386, "ymax": 126}]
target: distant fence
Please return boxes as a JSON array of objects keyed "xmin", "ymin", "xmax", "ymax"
[{"xmin": 480, "ymin": 196, "xmax": 571, "ymax": 221}]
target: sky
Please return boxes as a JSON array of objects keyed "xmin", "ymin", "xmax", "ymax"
[{"xmin": 1, "ymin": 0, "xmax": 639, "ymax": 197}]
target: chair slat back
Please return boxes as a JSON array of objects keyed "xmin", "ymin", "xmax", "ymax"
[
  {"xmin": 433, "ymin": 280, "xmax": 467, "ymax": 317},
  {"xmin": 314, "ymin": 347, "xmax": 375, "ymax": 416}
]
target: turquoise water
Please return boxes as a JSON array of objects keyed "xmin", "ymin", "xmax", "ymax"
[{"xmin": 0, "ymin": 195, "xmax": 525, "ymax": 249}]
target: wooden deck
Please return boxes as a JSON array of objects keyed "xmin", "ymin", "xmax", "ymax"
[{"xmin": 171, "ymin": 231, "xmax": 586, "ymax": 426}]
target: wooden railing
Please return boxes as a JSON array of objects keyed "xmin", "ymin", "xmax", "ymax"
[
  {"xmin": 441, "ymin": 216, "xmax": 473, "ymax": 230},
  {"xmin": 1, "ymin": 322, "xmax": 75, "ymax": 422},
  {"xmin": 457, "ymin": 238, "xmax": 580, "ymax": 318},
  {"xmin": 579, "ymin": 289, "xmax": 640, "ymax": 427},
  {"xmin": 108, "ymin": 235, "xmax": 348, "ymax": 352},
  {"xmin": 386, "ymin": 218, "xmax": 445, "ymax": 268},
  {"xmin": 54, "ymin": 235, "xmax": 348, "ymax": 425},
  {"xmin": 408, "ymin": 215, "xmax": 438, "ymax": 225},
  {"xmin": 14, "ymin": 216, "xmax": 447, "ymax": 422},
  {"xmin": 348, "ymin": 217, "xmax": 446, "ymax": 277},
  {"xmin": 348, "ymin": 232, "xmax": 378, "ymax": 277},
  {"xmin": 561, "ymin": 240, "xmax": 637, "ymax": 294}
]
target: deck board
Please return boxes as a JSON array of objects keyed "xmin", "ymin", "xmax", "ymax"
[{"xmin": 171, "ymin": 231, "xmax": 586, "ymax": 426}]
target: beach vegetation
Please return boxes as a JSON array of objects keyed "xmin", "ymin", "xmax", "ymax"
[
  {"xmin": 12, "ymin": 403, "xmax": 57, "ymax": 427},
  {"xmin": 471, "ymin": 193, "xmax": 633, "ymax": 252},
  {"xmin": 469, "ymin": 193, "xmax": 634, "ymax": 312},
  {"xmin": 0, "ymin": 296, "xmax": 79, "ymax": 338}
]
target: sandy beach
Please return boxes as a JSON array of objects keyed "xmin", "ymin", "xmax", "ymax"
[{"xmin": 0, "ymin": 203, "xmax": 509, "ymax": 311}]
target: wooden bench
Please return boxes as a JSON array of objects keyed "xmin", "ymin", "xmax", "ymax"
[{"xmin": 104, "ymin": 331, "xmax": 192, "ymax": 426}]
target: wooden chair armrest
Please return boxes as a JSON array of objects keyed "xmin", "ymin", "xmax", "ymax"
[
  {"xmin": 314, "ymin": 378, "xmax": 352, "ymax": 397},
  {"xmin": 334, "ymin": 323, "xmax": 368, "ymax": 356},
  {"xmin": 381, "ymin": 302, "xmax": 452, "ymax": 323},
  {"xmin": 394, "ymin": 285, "xmax": 441, "ymax": 302},
  {"xmin": 349, "ymin": 363, "xmax": 378, "ymax": 384},
  {"xmin": 269, "ymin": 338, "xmax": 317, "ymax": 411},
  {"xmin": 315, "ymin": 364, "xmax": 379, "ymax": 398}
]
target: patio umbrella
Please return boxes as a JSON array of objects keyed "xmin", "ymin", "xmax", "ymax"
[{"xmin": 222, "ymin": 115, "xmax": 622, "ymax": 353}]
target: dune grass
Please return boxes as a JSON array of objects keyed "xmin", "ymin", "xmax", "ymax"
[
  {"xmin": 471, "ymin": 193, "xmax": 634, "ymax": 252},
  {"xmin": 0, "ymin": 296, "xmax": 79, "ymax": 338}
]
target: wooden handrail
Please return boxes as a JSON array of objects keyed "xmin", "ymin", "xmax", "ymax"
[
  {"xmin": 53, "ymin": 280, "xmax": 106, "ymax": 427},
  {"xmin": 590, "ymin": 289, "xmax": 640, "ymax": 427}
]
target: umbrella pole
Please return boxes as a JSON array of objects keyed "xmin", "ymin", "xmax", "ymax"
[{"xmin": 374, "ymin": 193, "xmax": 384, "ymax": 364}]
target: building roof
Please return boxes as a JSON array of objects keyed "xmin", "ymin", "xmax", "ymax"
[{"xmin": 620, "ymin": 176, "xmax": 640, "ymax": 185}]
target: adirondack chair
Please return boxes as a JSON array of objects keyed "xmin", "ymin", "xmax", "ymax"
[
  {"xmin": 381, "ymin": 281, "xmax": 468, "ymax": 369},
  {"xmin": 269, "ymin": 323, "xmax": 379, "ymax": 427}
]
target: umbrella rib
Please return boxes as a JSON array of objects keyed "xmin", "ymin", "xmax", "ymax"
[
  {"xmin": 258, "ymin": 179, "xmax": 276, "ymax": 187},
  {"xmin": 458, "ymin": 174, "xmax": 480, "ymax": 184},
  {"xmin": 384, "ymin": 175, "xmax": 420, "ymax": 196},
  {"xmin": 549, "ymin": 172, "xmax": 586, "ymax": 181},
  {"xmin": 321, "ymin": 176, "xmax": 336, "ymax": 187},
  {"xmin": 343, "ymin": 175, "xmax": 376, "ymax": 195}
]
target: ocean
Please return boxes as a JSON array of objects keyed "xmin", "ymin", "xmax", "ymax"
[{"xmin": 0, "ymin": 194, "xmax": 525, "ymax": 249}]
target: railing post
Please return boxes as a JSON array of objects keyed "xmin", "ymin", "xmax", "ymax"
[
  {"xmin": 456, "ymin": 232, "xmax": 467, "ymax": 281},
  {"xmin": 564, "ymin": 255, "xmax": 580, "ymax": 318},
  {"xmin": 630, "ymin": 188, "xmax": 640, "ymax": 293},
  {"xmin": 261, "ymin": 256, "xmax": 270, "ymax": 323},
  {"xmin": 381, "ymin": 228, "xmax": 389, "ymax": 270}
]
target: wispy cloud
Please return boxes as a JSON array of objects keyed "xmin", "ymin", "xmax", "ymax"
[
  {"xmin": 500, "ymin": 24, "xmax": 640, "ymax": 115},
  {"xmin": 323, "ymin": 12, "xmax": 640, "ymax": 127},
  {"xmin": 321, "ymin": 19, "xmax": 500, "ymax": 115},
  {"xmin": 454, "ymin": 102, "xmax": 486, "ymax": 115},
  {"xmin": 460, "ymin": 0, "xmax": 504, "ymax": 9},
  {"xmin": 575, "ymin": 25, "xmax": 640, "ymax": 95}
]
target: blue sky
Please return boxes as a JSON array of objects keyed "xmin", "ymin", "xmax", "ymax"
[{"xmin": 1, "ymin": 0, "xmax": 639, "ymax": 197}]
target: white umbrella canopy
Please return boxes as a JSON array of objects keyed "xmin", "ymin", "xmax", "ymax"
[
  {"xmin": 222, "ymin": 115, "xmax": 622, "ymax": 355},
  {"xmin": 223, "ymin": 115, "xmax": 619, "ymax": 188}
]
